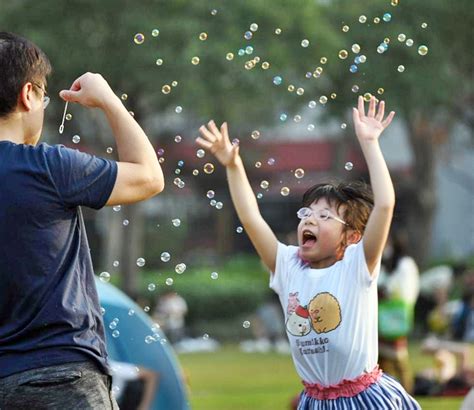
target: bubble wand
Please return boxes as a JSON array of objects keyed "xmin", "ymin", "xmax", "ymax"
[{"xmin": 58, "ymin": 101, "xmax": 69, "ymax": 134}]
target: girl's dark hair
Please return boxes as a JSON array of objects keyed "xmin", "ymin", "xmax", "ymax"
[
  {"xmin": 0, "ymin": 32, "xmax": 52, "ymax": 117},
  {"xmin": 302, "ymin": 181, "xmax": 374, "ymax": 233}
]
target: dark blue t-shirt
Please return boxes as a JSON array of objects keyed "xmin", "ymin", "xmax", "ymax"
[{"xmin": 0, "ymin": 141, "xmax": 117, "ymax": 377}]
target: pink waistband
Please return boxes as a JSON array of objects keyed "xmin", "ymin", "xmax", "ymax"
[{"xmin": 303, "ymin": 366, "xmax": 383, "ymax": 400}]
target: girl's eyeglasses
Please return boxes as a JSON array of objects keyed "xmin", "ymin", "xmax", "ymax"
[{"xmin": 296, "ymin": 207, "xmax": 347, "ymax": 226}]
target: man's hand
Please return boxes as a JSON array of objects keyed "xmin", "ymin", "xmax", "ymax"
[
  {"xmin": 59, "ymin": 72, "xmax": 119, "ymax": 109},
  {"xmin": 353, "ymin": 96, "xmax": 395, "ymax": 142}
]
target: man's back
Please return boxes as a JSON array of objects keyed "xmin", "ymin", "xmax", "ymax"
[{"xmin": 0, "ymin": 141, "xmax": 117, "ymax": 377}]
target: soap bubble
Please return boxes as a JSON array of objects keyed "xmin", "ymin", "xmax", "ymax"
[
  {"xmin": 172, "ymin": 218, "xmax": 181, "ymax": 227},
  {"xmin": 342, "ymin": 25, "xmax": 349, "ymax": 32},
  {"xmin": 210, "ymin": 199, "xmax": 217, "ymax": 207},
  {"xmin": 294, "ymin": 168, "xmax": 305, "ymax": 179},
  {"xmin": 244, "ymin": 31, "xmax": 253, "ymax": 40},
  {"xmin": 243, "ymin": 321, "xmax": 251, "ymax": 328},
  {"xmin": 236, "ymin": 226, "xmax": 243, "ymax": 233},
  {"xmin": 152, "ymin": 29, "xmax": 159, "ymax": 37},
  {"xmin": 250, "ymin": 23, "xmax": 258, "ymax": 32},
  {"xmin": 307, "ymin": 124, "xmax": 315, "ymax": 131},
  {"xmin": 275, "ymin": 28, "xmax": 282, "ymax": 35},
  {"xmin": 255, "ymin": 161, "xmax": 262, "ymax": 168},
  {"xmin": 260, "ymin": 180, "xmax": 269, "ymax": 189},
  {"xmin": 191, "ymin": 56, "xmax": 200, "ymax": 65},
  {"xmin": 121, "ymin": 94, "xmax": 128, "ymax": 101},
  {"xmin": 245, "ymin": 46, "xmax": 253, "ymax": 54},
  {"xmin": 397, "ymin": 65, "xmax": 405, "ymax": 73},
  {"xmin": 267, "ymin": 158, "xmax": 276, "ymax": 166},
  {"xmin": 279, "ymin": 113, "xmax": 287, "ymax": 121},
  {"xmin": 296, "ymin": 87, "xmax": 304, "ymax": 96},
  {"xmin": 308, "ymin": 100, "xmax": 317, "ymax": 109},
  {"xmin": 206, "ymin": 190, "xmax": 215, "ymax": 199},
  {"xmin": 133, "ymin": 33, "xmax": 145, "ymax": 45},
  {"xmin": 148, "ymin": 283, "xmax": 156, "ymax": 292},
  {"xmin": 359, "ymin": 55, "xmax": 367, "ymax": 63},
  {"xmin": 273, "ymin": 76, "xmax": 283, "ymax": 85},
  {"xmin": 319, "ymin": 96, "xmax": 328, "ymax": 104},
  {"xmin": 136, "ymin": 258, "xmax": 146, "ymax": 267},
  {"xmin": 358, "ymin": 15, "xmax": 367, "ymax": 23},
  {"xmin": 383, "ymin": 13, "xmax": 392, "ymax": 22},
  {"xmin": 122, "ymin": 219, "xmax": 129, "ymax": 226},
  {"xmin": 210, "ymin": 9, "xmax": 217, "ymax": 15},
  {"xmin": 113, "ymin": 205, "xmax": 121, "ymax": 212},
  {"xmin": 145, "ymin": 336, "xmax": 154, "ymax": 344},
  {"xmin": 165, "ymin": 278, "xmax": 174, "ymax": 286},
  {"xmin": 171, "ymin": 81, "xmax": 178, "ymax": 87},
  {"xmin": 397, "ymin": 33, "xmax": 406, "ymax": 42},
  {"xmin": 287, "ymin": 84, "xmax": 295, "ymax": 92},
  {"xmin": 162, "ymin": 85, "xmax": 171, "ymax": 94},
  {"xmin": 226, "ymin": 53, "xmax": 234, "ymax": 61},
  {"xmin": 421, "ymin": 22, "xmax": 428, "ymax": 29},
  {"xmin": 161, "ymin": 252, "xmax": 171, "ymax": 262},
  {"xmin": 338, "ymin": 50, "xmax": 348, "ymax": 59},
  {"xmin": 418, "ymin": 45, "xmax": 428, "ymax": 56},
  {"xmin": 341, "ymin": 123, "xmax": 347, "ymax": 129},
  {"xmin": 215, "ymin": 202, "xmax": 223, "ymax": 210},
  {"xmin": 196, "ymin": 149, "xmax": 205, "ymax": 158},
  {"xmin": 211, "ymin": 272, "xmax": 219, "ymax": 280},
  {"xmin": 174, "ymin": 135, "xmax": 182, "ymax": 143},
  {"xmin": 363, "ymin": 93, "xmax": 372, "ymax": 102},
  {"xmin": 175, "ymin": 106, "xmax": 182, "ymax": 114},
  {"xmin": 128, "ymin": 309, "xmax": 135, "ymax": 316},
  {"xmin": 345, "ymin": 162, "xmax": 354, "ymax": 171},
  {"xmin": 251, "ymin": 130, "xmax": 260, "ymax": 140},
  {"xmin": 175, "ymin": 263, "xmax": 186, "ymax": 274},
  {"xmin": 112, "ymin": 330, "xmax": 120, "ymax": 338},
  {"xmin": 72, "ymin": 135, "xmax": 80, "ymax": 144},
  {"xmin": 406, "ymin": 39, "xmax": 414, "ymax": 47},
  {"xmin": 374, "ymin": 17, "xmax": 381, "ymax": 24},
  {"xmin": 351, "ymin": 44, "xmax": 361, "ymax": 53},
  {"xmin": 351, "ymin": 85, "xmax": 359, "ymax": 93},
  {"xmin": 113, "ymin": 260, "xmax": 120, "ymax": 267},
  {"xmin": 350, "ymin": 65, "xmax": 358, "ymax": 73},
  {"xmin": 99, "ymin": 272, "xmax": 110, "ymax": 283},
  {"xmin": 106, "ymin": 147, "xmax": 113, "ymax": 154},
  {"xmin": 280, "ymin": 187, "xmax": 290, "ymax": 196},
  {"xmin": 261, "ymin": 62, "xmax": 270, "ymax": 70},
  {"xmin": 203, "ymin": 163, "xmax": 215, "ymax": 174},
  {"xmin": 199, "ymin": 32, "xmax": 208, "ymax": 41},
  {"xmin": 65, "ymin": 113, "xmax": 72, "ymax": 121},
  {"xmin": 377, "ymin": 88, "xmax": 385, "ymax": 95},
  {"xmin": 144, "ymin": 306, "xmax": 150, "ymax": 312},
  {"xmin": 301, "ymin": 39, "xmax": 309, "ymax": 48},
  {"xmin": 203, "ymin": 333, "xmax": 209, "ymax": 340}
]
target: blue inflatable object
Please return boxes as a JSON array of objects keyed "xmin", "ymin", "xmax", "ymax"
[{"xmin": 96, "ymin": 279, "xmax": 189, "ymax": 410}]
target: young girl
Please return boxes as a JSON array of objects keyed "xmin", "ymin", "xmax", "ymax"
[{"xmin": 196, "ymin": 96, "xmax": 421, "ymax": 409}]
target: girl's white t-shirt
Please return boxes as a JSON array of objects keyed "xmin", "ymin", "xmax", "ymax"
[{"xmin": 270, "ymin": 241, "xmax": 380, "ymax": 386}]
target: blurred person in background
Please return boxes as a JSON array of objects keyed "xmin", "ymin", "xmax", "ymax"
[
  {"xmin": 378, "ymin": 229, "xmax": 420, "ymax": 393},
  {"xmin": 154, "ymin": 290, "xmax": 188, "ymax": 344}
]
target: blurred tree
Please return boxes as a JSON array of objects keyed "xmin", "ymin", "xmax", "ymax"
[{"xmin": 1, "ymin": 0, "xmax": 471, "ymax": 293}]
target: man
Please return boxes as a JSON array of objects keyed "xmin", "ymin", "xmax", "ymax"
[{"xmin": 0, "ymin": 32, "xmax": 164, "ymax": 409}]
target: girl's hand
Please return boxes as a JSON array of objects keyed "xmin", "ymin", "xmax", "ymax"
[
  {"xmin": 352, "ymin": 96, "xmax": 395, "ymax": 142},
  {"xmin": 196, "ymin": 121, "xmax": 239, "ymax": 167}
]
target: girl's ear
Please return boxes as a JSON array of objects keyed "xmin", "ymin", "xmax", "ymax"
[{"xmin": 346, "ymin": 229, "xmax": 362, "ymax": 245}]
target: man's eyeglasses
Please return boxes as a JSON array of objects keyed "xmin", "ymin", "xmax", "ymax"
[
  {"xmin": 31, "ymin": 81, "xmax": 50, "ymax": 109},
  {"xmin": 296, "ymin": 207, "xmax": 347, "ymax": 226}
]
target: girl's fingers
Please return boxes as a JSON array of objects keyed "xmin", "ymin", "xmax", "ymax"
[
  {"xmin": 382, "ymin": 111, "xmax": 396, "ymax": 128},
  {"xmin": 368, "ymin": 97, "xmax": 376, "ymax": 118},
  {"xmin": 195, "ymin": 137, "xmax": 214, "ymax": 150},
  {"xmin": 358, "ymin": 96, "xmax": 365, "ymax": 117},
  {"xmin": 221, "ymin": 122, "xmax": 230, "ymax": 141},
  {"xmin": 375, "ymin": 101, "xmax": 385, "ymax": 122},
  {"xmin": 199, "ymin": 125, "xmax": 217, "ymax": 143},
  {"xmin": 352, "ymin": 107, "xmax": 360, "ymax": 125},
  {"xmin": 207, "ymin": 120, "xmax": 221, "ymax": 138}
]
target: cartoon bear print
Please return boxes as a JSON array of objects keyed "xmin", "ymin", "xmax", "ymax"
[
  {"xmin": 286, "ymin": 305, "xmax": 311, "ymax": 336},
  {"xmin": 308, "ymin": 292, "xmax": 342, "ymax": 334}
]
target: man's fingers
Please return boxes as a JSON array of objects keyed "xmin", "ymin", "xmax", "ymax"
[
  {"xmin": 195, "ymin": 137, "xmax": 214, "ymax": 150},
  {"xmin": 375, "ymin": 101, "xmax": 385, "ymax": 122},
  {"xmin": 382, "ymin": 111, "xmax": 396, "ymax": 128},
  {"xmin": 199, "ymin": 125, "xmax": 217, "ymax": 143},
  {"xmin": 59, "ymin": 90, "xmax": 80, "ymax": 103}
]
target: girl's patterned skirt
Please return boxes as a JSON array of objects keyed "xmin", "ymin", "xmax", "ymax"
[{"xmin": 298, "ymin": 366, "xmax": 421, "ymax": 409}]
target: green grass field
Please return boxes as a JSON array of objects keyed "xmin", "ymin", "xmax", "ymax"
[{"xmin": 178, "ymin": 345, "xmax": 465, "ymax": 410}]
